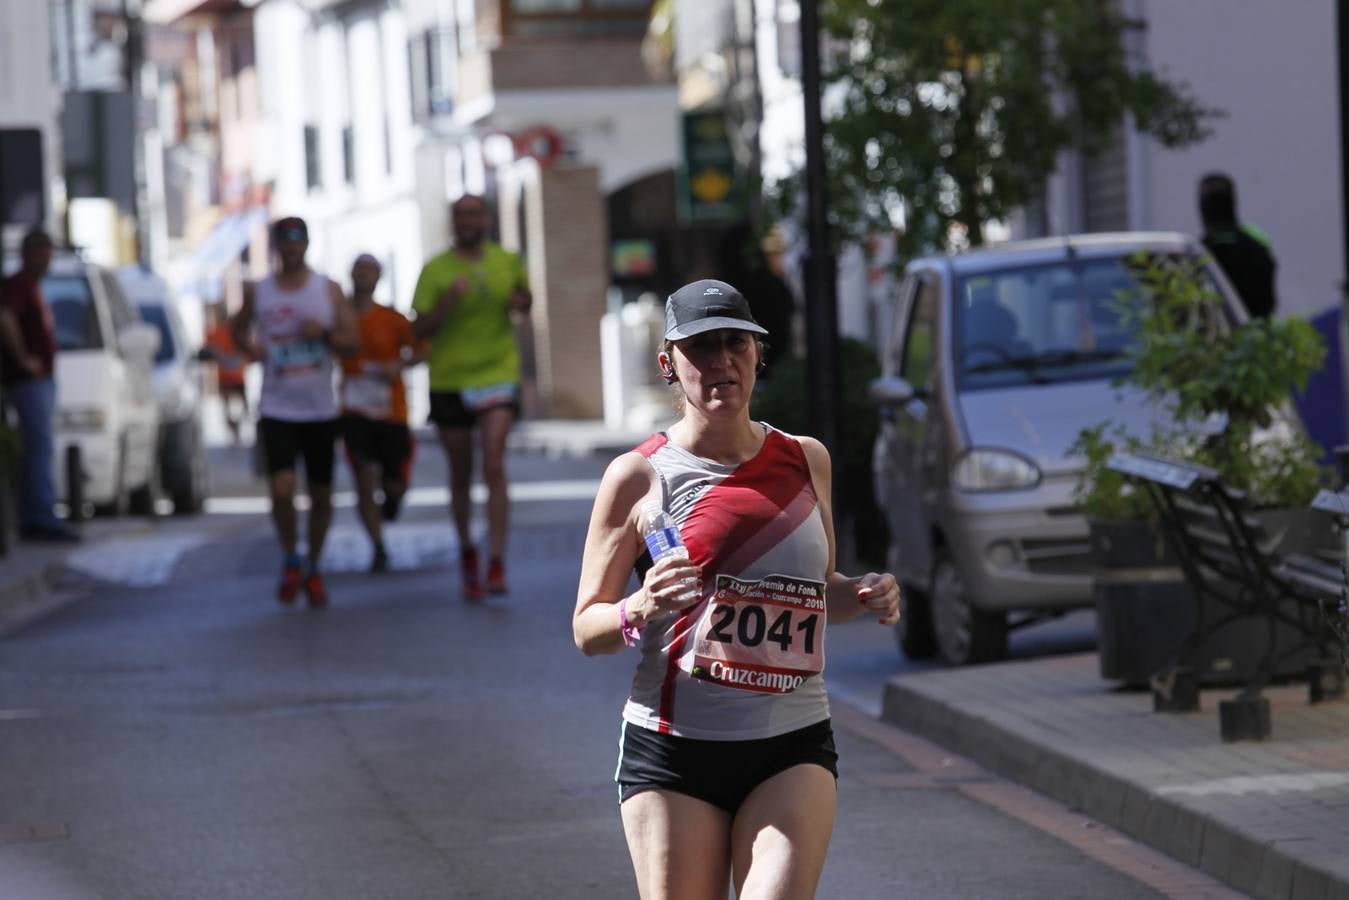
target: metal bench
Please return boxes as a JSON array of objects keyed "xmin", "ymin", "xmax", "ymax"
[
  {"xmin": 1277, "ymin": 487, "xmax": 1349, "ymax": 676},
  {"xmin": 1106, "ymin": 452, "xmax": 1344, "ymax": 741}
]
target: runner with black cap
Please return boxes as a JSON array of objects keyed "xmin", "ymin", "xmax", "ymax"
[
  {"xmin": 232, "ymin": 216, "xmax": 358, "ymax": 608},
  {"xmin": 573, "ymin": 278, "xmax": 900, "ymax": 898}
]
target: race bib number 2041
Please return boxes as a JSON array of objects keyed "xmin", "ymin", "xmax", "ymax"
[{"xmin": 687, "ymin": 573, "xmax": 826, "ymax": 694}]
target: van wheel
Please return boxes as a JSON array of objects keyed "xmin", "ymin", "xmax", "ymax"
[
  {"xmin": 895, "ymin": 585, "xmax": 938, "ymax": 660},
  {"xmin": 94, "ymin": 437, "xmax": 130, "ymax": 517},
  {"xmin": 129, "ymin": 459, "xmax": 162, "ymax": 517},
  {"xmin": 930, "ymin": 552, "xmax": 1007, "ymax": 665}
]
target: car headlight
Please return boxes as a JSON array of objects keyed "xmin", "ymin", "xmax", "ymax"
[
  {"xmin": 952, "ymin": 448, "xmax": 1042, "ymax": 491},
  {"xmin": 56, "ymin": 407, "xmax": 107, "ymax": 432}
]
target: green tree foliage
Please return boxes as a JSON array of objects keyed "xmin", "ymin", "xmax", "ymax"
[
  {"xmin": 1072, "ymin": 254, "xmax": 1329, "ymax": 520},
  {"xmin": 808, "ymin": 0, "xmax": 1218, "ymax": 257}
]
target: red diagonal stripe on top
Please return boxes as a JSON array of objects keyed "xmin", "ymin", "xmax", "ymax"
[{"xmin": 656, "ymin": 430, "xmax": 818, "ymax": 731}]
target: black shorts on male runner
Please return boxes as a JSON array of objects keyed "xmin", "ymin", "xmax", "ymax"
[
  {"xmin": 428, "ymin": 386, "xmax": 521, "ymax": 429},
  {"xmin": 259, "ymin": 417, "xmax": 339, "ymax": 485},
  {"xmin": 615, "ymin": 718, "xmax": 838, "ymax": 814},
  {"xmin": 341, "ymin": 415, "xmax": 413, "ymax": 482}
]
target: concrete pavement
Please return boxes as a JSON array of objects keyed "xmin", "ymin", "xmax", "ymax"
[
  {"xmin": 882, "ymin": 654, "xmax": 1349, "ymax": 900},
  {"xmin": 6, "ymin": 414, "xmax": 1349, "ymax": 898}
]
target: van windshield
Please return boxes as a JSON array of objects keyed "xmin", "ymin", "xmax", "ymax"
[
  {"xmin": 42, "ymin": 274, "xmax": 103, "ymax": 351},
  {"xmin": 138, "ymin": 304, "xmax": 176, "ymax": 364},
  {"xmin": 955, "ymin": 257, "xmax": 1144, "ymax": 391}
]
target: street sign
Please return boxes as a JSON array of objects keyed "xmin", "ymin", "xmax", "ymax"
[{"xmin": 677, "ymin": 110, "xmax": 742, "ymax": 224}]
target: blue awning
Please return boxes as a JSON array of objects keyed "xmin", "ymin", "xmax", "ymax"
[{"xmin": 187, "ymin": 207, "xmax": 267, "ymax": 300}]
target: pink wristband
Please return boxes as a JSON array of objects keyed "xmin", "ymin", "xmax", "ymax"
[{"xmin": 618, "ymin": 596, "xmax": 643, "ymax": 647}]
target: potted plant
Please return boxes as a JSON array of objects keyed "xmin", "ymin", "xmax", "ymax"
[{"xmin": 1073, "ymin": 252, "xmax": 1330, "ymax": 685}]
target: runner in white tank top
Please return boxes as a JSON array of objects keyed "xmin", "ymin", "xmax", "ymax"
[
  {"xmin": 255, "ymin": 270, "xmax": 338, "ymax": 421},
  {"xmin": 572, "ymin": 279, "xmax": 900, "ymax": 899},
  {"xmin": 232, "ymin": 217, "xmax": 357, "ymax": 609}
]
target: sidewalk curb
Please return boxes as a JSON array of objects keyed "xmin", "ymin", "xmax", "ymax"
[
  {"xmin": 881, "ymin": 677, "xmax": 1349, "ymax": 900},
  {"xmin": 0, "ymin": 560, "xmax": 86, "ymax": 638}
]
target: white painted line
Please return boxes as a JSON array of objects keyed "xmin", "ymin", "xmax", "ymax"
[{"xmin": 203, "ymin": 478, "xmax": 601, "ymax": 516}]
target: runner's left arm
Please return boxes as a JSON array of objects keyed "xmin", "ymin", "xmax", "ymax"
[
  {"xmin": 797, "ymin": 434, "xmax": 900, "ymax": 626},
  {"xmin": 509, "ymin": 254, "xmax": 532, "ymax": 315},
  {"xmin": 326, "ymin": 279, "xmax": 359, "ymax": 356}
]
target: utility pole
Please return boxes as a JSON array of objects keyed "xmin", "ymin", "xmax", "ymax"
[
  {"xmin": 799, "ymin": 1, "xmax": 844, "ymax": 519},
  {"xmin": 124, "ymin": 0, "xmax": 148, "ymax": 265}
]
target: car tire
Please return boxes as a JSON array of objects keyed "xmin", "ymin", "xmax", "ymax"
[
  {"xmin": 129, "ymin": 455, "xmax": 162, "ymax": 517},
  {"xmin": 894, "ymin": 584, "xmax": 939, "ymax": 660},
  {"xmin": 94, "ymin": 436, "xmax": 130, "ymax": 518},
  {"xmin": 930, "ymin": 551, "xmax": 1008, "ymax": 666},
  {"xmin": 172, "ymin": 438, "xmax": 207, "ymax": 515}
]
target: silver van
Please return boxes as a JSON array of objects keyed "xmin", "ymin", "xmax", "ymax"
[{"xmin": 868, "ymin": 232, "xmax": 1250, "ymax": 666}]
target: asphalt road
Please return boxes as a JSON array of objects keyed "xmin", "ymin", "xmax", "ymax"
[{"xmin": 0, "ymin": 438, "xmax": 1217, "ymax": 899}]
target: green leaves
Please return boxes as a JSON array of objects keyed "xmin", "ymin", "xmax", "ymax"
[
  {"xmin": 784, "ymin": 0, "xmax": 1220, "ymax": 260},
  {"xmin": 1073, "ymin": 254, "xmax": 1330, "ymax": 513}
]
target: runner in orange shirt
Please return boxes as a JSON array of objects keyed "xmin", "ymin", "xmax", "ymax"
[
  {"xmin": 204, "ymin": 305, "xmax": 249, "ymax": 446},
  {"xmin": 340, "ymin": 254, "xmax": 427, "ymax": 572}
]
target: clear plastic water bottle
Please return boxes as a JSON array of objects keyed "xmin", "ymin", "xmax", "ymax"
[{"xmin": 640, "ymin": 501, "xmax": 700, "ymax": 602}]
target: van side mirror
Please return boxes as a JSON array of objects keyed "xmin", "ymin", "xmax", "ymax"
[
  {"xmin": 868, "ymin": 375, "xmax": 917, "ymax": 407},
  {"xmin": 118, "ymin": 322, "xmax": 161, "ymax": 360}
]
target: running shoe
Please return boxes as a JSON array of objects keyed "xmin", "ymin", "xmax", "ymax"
[
  {"xmin": 277, "ymin": 561, "xmax": 303, "ymax": 605},
  {"xmin": 370, "ymin": 546, "xmax": 389, "ymax": 573},
  {"xmin": 486, "ymin": 557, "xmax": 507, "ymax": 595},
  {"xmin": 304, "ymin": 571, "xmax": 328, "ymax": 609},
  {"xmin": 381, "ymin": 491, "xmax": 403, "ymax": 522},
  {"xmin": 461, "ymin": 547, "xmax": 484, "ymax": 601}
]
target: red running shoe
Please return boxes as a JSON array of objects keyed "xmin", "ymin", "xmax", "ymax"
[
  {"xmin": 304, "ymin": 572, "xmax": 328, "ymax": 609},
  {"xmin": 461, "ymin": 547, "xmax": 484, "ymax": 601},
  {"xmin": 486, "ymin": 557, "xmax": 507, "ymax": 595},
  {"xmin": 278, "ymin": 562, "xmax": 303, "ymax": 605}
]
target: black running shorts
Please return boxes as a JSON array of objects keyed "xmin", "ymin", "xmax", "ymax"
[
  {"xmin": 341, "ymin": 415, "xmax": 414, "ymax": 482},
  {"xmin": 615, "ymin": 718, "xmax": 838, "ymax": 814},
  {"xmin": 427, "ymin": 387, "xmax": 521, "ymax": 429},
  {"xmin": 258, "ymin": 417, "xmax": 339, "ymax": 485}
]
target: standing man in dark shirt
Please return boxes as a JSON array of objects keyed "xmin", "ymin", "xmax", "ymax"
[
  {"xmin": 0, "ymin": 228, "xmax": 78, "ymax": 541},
  {"xmin": 1198, "ymin": 172, "xmax": 1278, "ymax": 319}
]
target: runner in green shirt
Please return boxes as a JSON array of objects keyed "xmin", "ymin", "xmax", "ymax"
[{"xmin": 412, "ymin": 194, "xmax": 532, "ymax": 600}]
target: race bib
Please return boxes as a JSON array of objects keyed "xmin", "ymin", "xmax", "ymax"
[
  {"xmin": 461, "ymin": 381, "xmax": 518, "ymax": 413},
  {"xmin": 268, "ymin": 336, "xmax": 326, "ymax": 377},
  {"xmin": 343, "ymin": 373, "xmax": 391, "ymax": 418},
  {"xmin": 686, "ymin": 573, "xmax": 826, "ymax": 694}
]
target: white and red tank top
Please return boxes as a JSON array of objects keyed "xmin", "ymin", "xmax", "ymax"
[
  {"xmin": 255, "ymin": 272, "xmax": 338, "ymax": 422},
  {"xmin": 622, "ymin": 424, "xmax": 832, "ymax": 740}
]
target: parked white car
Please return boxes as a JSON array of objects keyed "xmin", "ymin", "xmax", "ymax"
[
  {"xmin": 45, "ymin": 254, "xmax": 161, "ymax": 516},
  {"xmin": 116, "ymin": 266, "xmax": 209, "ymax": 513}
]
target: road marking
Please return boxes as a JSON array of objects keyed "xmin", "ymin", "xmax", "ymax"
[
  {"xmin": 63, "ymin": 535, "xmax": 211, "ymax": 587},
  {"xmin": 830, "ymin": 702, "xmax": 1247, "ymax": 900},
  {"xmin": 203, "ymin": 478, "xmax": 601, "ymax": 515}
]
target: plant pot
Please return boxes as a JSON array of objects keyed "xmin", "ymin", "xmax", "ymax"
[
  {"xmin": 1090, "ymin": 514, "xmax": 1323, "ymax": 689},
  {"xmin": 1091, "ymin": 518, "xmax": 1193, "ymax": 687}
]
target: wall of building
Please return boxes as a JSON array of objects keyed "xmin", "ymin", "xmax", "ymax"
[
  {"xmin": 0, "ymin": 0, "xmax": 62, "ymax": 240},
  {"xmin": 1139, "ymin": 0, "xmax": 1342, "ymax": 318}
]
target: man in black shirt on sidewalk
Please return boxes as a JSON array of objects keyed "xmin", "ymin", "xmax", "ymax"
[{"xmin": 1198, "ymin": 172, "xmax": 1277, "ymax": 319}]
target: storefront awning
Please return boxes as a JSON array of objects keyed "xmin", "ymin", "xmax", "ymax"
[{"xmin": 186, "ymin": 206, "xmax": 266, "ymax": 300}]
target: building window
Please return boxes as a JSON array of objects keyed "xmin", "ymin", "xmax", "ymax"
[
  {"xmin": 505, "ymin": 0, "xmax": 651, "ymax": 38},
  {"xmin": 304, "ymin": 124, "xmax": 321, "ymax": 191},
  {"xmin": 408, "ymin": 26, "xmax": 457, "ymax": 123},
  {"xmin": 342, "ymin": 126, "xmax": 355, "ymax": 184}
]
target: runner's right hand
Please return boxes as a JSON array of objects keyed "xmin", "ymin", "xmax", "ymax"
[
  {"xmin": 438, "ymin": 278, "xmax": 469, "ymax": 311},
  {"xmin": 631, "ymin": 555, "xmax": 703, "ymax": 626}
]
